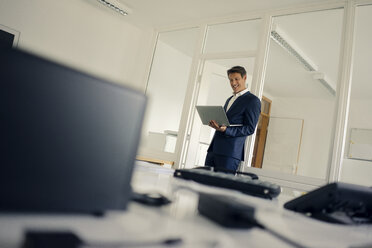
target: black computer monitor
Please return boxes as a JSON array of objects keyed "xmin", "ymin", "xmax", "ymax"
[
  {"xmin": 284, "ymin": 182, "xmax": 372, "ymax": 224},
  {"xmin": 0, "ymin": 29, "xmax": 15, "ymax": 49},
  {"xmin": 0, "ymin": 48, "xmax": 147, "ymax": 214}
]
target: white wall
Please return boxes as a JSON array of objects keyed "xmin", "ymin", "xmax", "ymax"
[
  {"xmin": 0, "ymin": 0, "xmax": 153, "ymax": 91},
  {"xmin": 340, "ymin": 99, "xmax": 372, "ymax": 187},
  {"xmin": 268, "ymin": 97, "xmax": 336, "ymax": 179}
]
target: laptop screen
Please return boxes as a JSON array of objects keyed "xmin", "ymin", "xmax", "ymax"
[{"xmin": 0, "ymin": 48, "xmax": 147, "ymax": 213}]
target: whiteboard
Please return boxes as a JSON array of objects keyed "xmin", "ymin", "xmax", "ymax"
[
  {"xmin": 262, "ymin": 117, "xmax": 304, "ymax": 174},
  {"xmin": 348, "ymin": 128, "xmax": 372, "ymax": 161}
]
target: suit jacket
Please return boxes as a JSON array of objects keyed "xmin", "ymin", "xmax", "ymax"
[{"xmin": 207, "ymin": 91, "xmax": 261, "ymax": 160}]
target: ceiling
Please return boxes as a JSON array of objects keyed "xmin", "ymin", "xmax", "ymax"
[
  {"xmin": 117, "ymin": 0, "xmax": 371, "ymax": 100},
  {"xmin": 120, "ymin": 0, "xmax": 331, "ymax": 28},
  {"xmin": 264, "ymin": 8, "xmax": 343, "ymax": 99}
]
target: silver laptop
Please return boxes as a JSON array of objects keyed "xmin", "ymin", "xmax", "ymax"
[{"xmin": 196, "ymin": 105, "xmax": 242, "ymax": 127}]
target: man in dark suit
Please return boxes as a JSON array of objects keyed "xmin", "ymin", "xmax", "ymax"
[{"xmin": 205, "ymin": 66, "xmax": 261, "ymax": 171}]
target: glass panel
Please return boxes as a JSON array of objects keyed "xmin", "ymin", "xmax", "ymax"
[
  {"xmin": 259, "ymin": 9, "xmax": 344, "ymax": 179},
  {"xmin": 185, "ymin": 58, "xmax": 255, "ymax": 168},
  {"xmin": 204, "ymin": 19, "xmax": 262, "ymax": 53},
  {"xmin": 141, "ymin": 28, "xmax": 199, "ymax": 157},
  {"xmin": 340, "ymin": 5, "xmax": 372, "ymax": 187}
]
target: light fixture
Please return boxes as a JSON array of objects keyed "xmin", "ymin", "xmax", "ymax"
[
  {"xmin": 270, "ymin": 25, "xmax": 336, "ymax": 96},
  {"xmin": 96, "ymin": 0, "xmax": 132, "ymax": 16}
]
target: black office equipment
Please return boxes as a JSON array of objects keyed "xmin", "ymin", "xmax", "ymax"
[
  {"xmin": 22, "ymin": 230, "xmax": 183, "ymax": 248},
  {"xmin": 0, "ymin": 29, "xmax": 15, "ymax": 49},
  {"xmin": 174, "ymin": 168, "xmax": 281, "ymax": 199},
  {"xmin": 0, "ymin": 48, "xmax": 147, "ymax": 213},
  {"xmin": 198, "ymin": 193, "xmax": 308, "ymax": 248},
  {"xmin": 131, "ymin": 191, "xmax": 171, "ymax": 206},
  {"xmin": 284, "ymin": 182, "xmax": 372, "ymax": 225},
  {"xmin": 192, "ymin": 166, "xmax": 259, "ymax": 179},
  {"xmin": 198, "ymin": 193, "xmax": 257, "ymax": 228},
  {"xmin": 23, "ymin": 231, "xmax": 82, "ymax": 248}
]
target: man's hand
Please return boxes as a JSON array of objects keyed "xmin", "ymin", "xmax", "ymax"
[{"xmin": 209, "ymin": 120, "xmax": 227, "ymax": 132}]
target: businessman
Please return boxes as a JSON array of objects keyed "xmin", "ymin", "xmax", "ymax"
[{"xmin": 205, "ymin": 66, "xmax": 261, "ymax": 171}]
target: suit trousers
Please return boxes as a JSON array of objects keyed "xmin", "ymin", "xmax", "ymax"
[{"xmin": 205, "ymin": 152, "xmax": 241, "ymax": 171}]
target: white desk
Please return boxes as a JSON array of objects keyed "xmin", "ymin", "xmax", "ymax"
[{"xmin": 1, "ymin": 161, "xmax": 372, "ymax": 248}]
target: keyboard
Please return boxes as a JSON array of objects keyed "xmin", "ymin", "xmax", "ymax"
[{"xmin": 174, "ymin": 168, "xmax": 281, "ymax": 199}]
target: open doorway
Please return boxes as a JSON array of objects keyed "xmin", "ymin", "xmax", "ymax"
[
  {"xmin": 251, "ymin": 96, "xmax": 271, "ymax": 168},
  {"xmin": 184, "ymin": 57, "xmax": 255, "ymax": 168}
]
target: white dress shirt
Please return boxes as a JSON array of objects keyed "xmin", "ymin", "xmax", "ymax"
[{"xmin": 226, "ymin": 88, "xmax": 249, "ymax": 112}]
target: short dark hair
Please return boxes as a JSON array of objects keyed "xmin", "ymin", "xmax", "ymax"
[{"xmin": 227, "ymin": 66, "xmax": 246, "ymax": 78}]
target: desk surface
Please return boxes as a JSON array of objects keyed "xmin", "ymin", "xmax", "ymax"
[{"xmin": 1, "ymin": 161, "xmax": 371, "ymax": 248}]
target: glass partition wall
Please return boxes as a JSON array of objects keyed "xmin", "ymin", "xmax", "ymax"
[
  {"xmin": 340, "ymin": 4, "xmax": 372, "ymax": 187},
  {"xmin": 139, "ymin": 28, "xmax": 200, "ymax": 163},
  {"xmin": 257, "ymin": 9, "xmax": 344, "ymax": 181},
  {"xmin": 140, "ymin": 2, "xmax": 370, "ymax": 190}
]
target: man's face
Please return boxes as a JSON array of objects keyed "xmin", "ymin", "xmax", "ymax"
[{"xmin": 228, "ymin": 72, "xmax": 246, "ymax": 94}]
